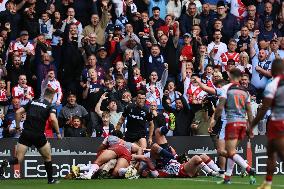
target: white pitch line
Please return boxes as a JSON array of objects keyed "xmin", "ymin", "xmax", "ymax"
[{"xmin": 157, "ymin": 178, "xmax": 284, "ymax": 188}]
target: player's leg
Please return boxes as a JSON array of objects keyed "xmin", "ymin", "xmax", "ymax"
[
  {"xmin": 199, "ymin": 154, "xmax": 220, "ymax": 172},
  {"xmin": 137, "ymin": 138, "xmax": 147, "ymax": 149},
  {"xmin": 258, "ymin": 140, "xmax": 277, "ymax": 189},
  {"xmin": 222, "ymin": 138, "xmax": 238, "ymax": 182},
  {"xmin": 154, "ymin": 127, "xmax": 168, "ymax": 145},
  {"xmin": 113, "ymin": 158, "xmax": 129, "ymax": 177},
  {"xmin": 217, "ymin": 139, "xmax": 226, "ymax": 174},
  {"xmin": 217, "ymin": 121, "xmax": 227, "ymax": 171},
  {"xmin": 38, "ymin": 142, "xmax": 58, "ymax": 184},
  {"xmin": 0, "ymin": 143, "xmax": 28, "ymax": 177},
  {"xmin": 183, "ymin": 155, "xmax": 217, "ymax": 177},
  {"xmin": 151, "ymin": 143, "xmax": 175, "ymax": 161}
]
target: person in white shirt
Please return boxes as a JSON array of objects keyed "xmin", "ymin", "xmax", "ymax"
[
  {"xmin": 208, "ymin": 30, "xmax": 227, "ymax": 66},
  {"xmin": 9, "ymin": 113, "xmax": 26, "ymax": 138},
  {"xmin": 250, "ymin": 30, "xmax": 272, "ymax": 102},
  {"xmin": 41, "ymin": 69, "xmax": 62, "ymax": 106},
  {"xmin": 61, "ymin": 7, "xmax": 83, "ymax": 36}
]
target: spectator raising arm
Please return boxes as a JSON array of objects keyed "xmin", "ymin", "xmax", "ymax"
[
  {"xmin": 250, "ymin": 30, "xmax": 260, "ymax": 58},
  {"xmin": 95, "ymin": 92, "xmax": 108, "ymax": 118}
]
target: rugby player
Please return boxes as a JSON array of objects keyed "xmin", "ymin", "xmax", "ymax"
[
  {"xmin": 250, "ymin": 59, "xmax": 284, "ymax": 189},
  {"xmin": 0, "ymin": 87, "xmax": 61, "ymax": 184},
  {"xmin": 212, "ymin": 68, "xmax": 256, "ymax": 184}
]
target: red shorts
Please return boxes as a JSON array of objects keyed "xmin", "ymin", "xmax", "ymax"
[
  {"xmin": 225, "ymin": 122, "xmax": 247, "ymax": 140},
  {"xmin": 178, "ymin": 163, "xmax": 188, "ymax": 177},
  {"xmin": 109, "ymin": 144, "xmax": 132, "ymax": 163},
  {"xmin": 267, "ymin": 120, "xmax": 284, "ymax": 141}
]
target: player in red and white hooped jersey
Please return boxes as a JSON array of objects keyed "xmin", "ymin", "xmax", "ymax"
[
  {"xmin": 219, "ymin": 39, "xmax": 240, "ymax": 72},
  {"xmin": 250, "ymin": 59, "xmax": 284, "ymax": 189},
  {"xmin": 41, "ymin": 69, "xmax": 62, "ymax": 106},
  {"xmin": 8, "ymin": 31, "xmax": 35, "ymax": 63},
  {"xmin": 12, "ymin": 74, "xmax": 34, "ymax": 106}
]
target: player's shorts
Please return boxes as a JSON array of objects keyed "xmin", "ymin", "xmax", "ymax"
[
  {"xmin": 267, "ymin": 120, "xmax": 284, "ymax": 141},
  {"xmin": 218, "ymin": 120, "xmax": 227, "ymax": 140},
  {"xmin": 109, "ymin": 144, "xmax": 132, "ymax": 163},
  {"xmin": 225, "ymin": 122, "xmax": 247, "ymax": 140},
  {"xmin": 158, "ymin": 160, "xmax": 189, "ymax": 178},
  {"xmin": 125, "ymin": 132, "xmax": 146, "ymax": 143},
  {"xmin": 160, "ymin": 143, "xmax": 172, "ymax": 154},
  {"xmin": 18, "ymin": 130, "xmax": 47, "ymax": 149}
]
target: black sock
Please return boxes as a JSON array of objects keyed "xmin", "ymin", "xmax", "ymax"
[
  {"xmin": 9, "ymin": 157, "xmax": 18, "ymax": 165},
  {"xmin": 44, "ymin": 161, "xmax": 53, "ymax": 182}
]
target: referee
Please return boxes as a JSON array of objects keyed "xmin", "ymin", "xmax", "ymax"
[{"xmin": 0, "ymin": 87, "xmax": 61, "ymax": 184}]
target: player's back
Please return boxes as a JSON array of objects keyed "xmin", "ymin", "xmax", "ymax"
[
  {"xmin": 225, "ymin": 84, "xmax": 250, "ymax": 123},
  {"xmin": 23, "ymin": 99, "xmax": 54, "ymax": 134},
  {"xmin": 268, "ymin": 76, "xmax": 284, "ymax": 120}
]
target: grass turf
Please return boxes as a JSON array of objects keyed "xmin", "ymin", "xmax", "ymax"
[{"xmin": 1, "ymin": 176, "xmax": 284, "ymax": 189}]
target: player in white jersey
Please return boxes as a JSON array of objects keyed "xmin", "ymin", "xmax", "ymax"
[
  {"xmin": 196, "ymin": 78, "xmax": 228, "ymax": 174},
  {"xmin": 250, "ymin": 59, "xmax": 284, "ymax": 189},
  {"xmin": 212, "ymin": 68, "xmax": 256, "ymax": 184}
]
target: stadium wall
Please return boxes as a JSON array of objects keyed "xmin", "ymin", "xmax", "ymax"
[{"xmin": 0, "ymin": 136, "xmax": 283, "ymax": 178}]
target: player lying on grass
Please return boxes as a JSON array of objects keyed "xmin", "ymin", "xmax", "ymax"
[
  {"xmin": 68, "ymin": 130, "xmax": 143, "ymax": 179},
  {"xmin": 149, "ymin": 125, "xmax": 221, "ymax": 178}
]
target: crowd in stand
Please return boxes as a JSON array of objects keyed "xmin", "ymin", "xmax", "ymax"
[{"xmin": 0, "ymin": 0, "xmax": 283, "ymax": 139}]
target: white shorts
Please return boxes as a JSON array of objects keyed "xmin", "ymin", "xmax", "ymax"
[{"xmin": 219, "ymin": 120, "xmax": 227, "ymax": 140}]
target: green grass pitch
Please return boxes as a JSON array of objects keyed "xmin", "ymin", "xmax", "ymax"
[{"xmin": 1, "ymin": 176, "xmax": 284, "ymax": 189}]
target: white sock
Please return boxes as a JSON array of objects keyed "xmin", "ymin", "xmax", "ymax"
[
  {"xmin": 198, "ymin": 162, "xmax": 213, "ymax": 173},
  {"xmin": 206, "ymin": 160, "xmax": 220, "ymax": 172},
  {"xmin": 118, "ymin": 168, "xmax": 128, "ymax": 176},
  {"xmin": 231, "ymin": 154, "xmax": 249, "ymax": 170},
  {"xmin": 225, "ymin": 158, "xmax": 235, "ymax": 176},
  {"xmin": 150, "ymin": 170, "xmax": 159, "ymax": 178},
  {"xmin": 78, "ymin": 165, "xmax": 91, "ymax": 171},
  {"xmin": 86, "ymin": 164, "xmax": 99, "ymax": 177}
]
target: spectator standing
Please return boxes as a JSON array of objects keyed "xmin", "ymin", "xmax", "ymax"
[{"xmin": 12, "ymin": 74, "xmax": 34, "ymax": 106}]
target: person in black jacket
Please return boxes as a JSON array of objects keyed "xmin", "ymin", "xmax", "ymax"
[
  {"xmin": 64, "ymin": 116, "xmax": 87, "ymax": 137},
  {"xmin": 162, "ymin": 90, "xmax": 192, "ymax": 136},
  {"xmin": 207, "ymin": 1, "xmax": 240, "ymax": 44}
]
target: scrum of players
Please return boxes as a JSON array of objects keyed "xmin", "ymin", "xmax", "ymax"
[{"xmin": 65, "ymin": 126, "xmax": 243, "ymax": 181}]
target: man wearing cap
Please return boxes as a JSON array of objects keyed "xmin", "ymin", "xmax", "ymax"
[
  {"xmin": 82, "ymin": 2, "xmax": 109, "ymax": 45},
  {"xmin": 207, "ymin": 1, "xmax": 239, "ymax": 43},
  {"xmin": 8, "ymin": 30, "xmax": 35, "ymax": 63},
  {"xmin": 179, "ymin": 33, "xmax": 193, "ymax": 62},
  {"xmin": 267, "ymin": 39, "xmax": 284, "ymax": 62},
  {"xmin": 259, "ymin": 17, "xmax": 281, "ymax": 42},
  {"xmin": 58, "ymin": 92, "xmax": 88, "ymax": 134}
]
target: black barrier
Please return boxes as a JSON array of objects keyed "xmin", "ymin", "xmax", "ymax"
[{"xmin": 0, "ymin": 136, "xmax": 283, "ymax": 178}]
